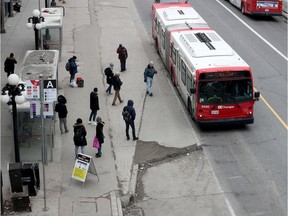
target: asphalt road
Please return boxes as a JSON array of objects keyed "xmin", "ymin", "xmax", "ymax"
[{"xmin": 133, "ymin": 0, "xmax": 287, "ymax": 215}]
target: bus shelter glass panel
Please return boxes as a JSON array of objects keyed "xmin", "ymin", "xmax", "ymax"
[
  {"xmin": 18, "ymin": 112, "xmax": 54, "ymax": 162},
  {"xmin": 40, "ymin": 8, "xmax": 63, "ymax": 57}
]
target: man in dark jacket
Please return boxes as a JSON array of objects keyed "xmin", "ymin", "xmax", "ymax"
[
  {"xmin": 4, "ymin": 53, "xmax": 17, "ymax": 77},
  {"xmin": 144, "ymin": 61, "xmax": 157, "ymax": 97},
  {"xmin": 104, "ymin": 63, "xmax": 114, "ymax": 94},
  {"xmin": 55, "ymin": 95, "xmax": 69, "ymax": 134},
  {"xmin": 88, "ymin": 88, "xmax": 100, "ymax": 125},
  {"xmin": 122, "ymin": 100, "xmax": 138, "ymax": 141},
  {"xmin": 68, "ymin": 56, "xmax": 78, "ymax": 83},
  {"xmin": 116, "ymin": 44, "xmax": 128, "ymax": 72},
  {"xmin": 73, "ymin": 118, "xmax": 87, "ymax": 158},
  {"xmin": 112, "ymin": 72, "xmax": 123, "ymax": 106}
]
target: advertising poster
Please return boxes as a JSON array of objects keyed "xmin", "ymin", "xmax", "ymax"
[
  {"xmin": 71, "ymin": 153, "xmax": 91, "ymax": 182},
  {"xmin": 25, "ymin": 80, "xmax": 40, "ymax": 99},
  {"xmin": 30, "ymin": 101, "xmax": 54, "ymax": 118}
]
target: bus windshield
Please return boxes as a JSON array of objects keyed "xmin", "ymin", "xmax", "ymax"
[{"xmin": 198, "ymin": 79, "xmax": 253, "ymax": 105}]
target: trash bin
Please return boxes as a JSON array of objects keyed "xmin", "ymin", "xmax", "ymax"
[
  {"xmin": 8, "ymin": 163, "xmax": 23, "ymax": 193},
  {"xmin": 21, "ymin": 163, "xmax": 39, "ymax": 196}
]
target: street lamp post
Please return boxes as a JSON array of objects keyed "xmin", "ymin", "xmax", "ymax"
[
  {"xmin": 26, "ymin": 9, "xmax": 45, "ymax": 50},
  {"xmin": 1, "ymin": 74, "xmax": 26, "ymax": 162}
]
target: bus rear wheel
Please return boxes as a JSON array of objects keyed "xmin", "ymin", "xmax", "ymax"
[
  {"xmin": 170, "ymin": 68, "xmax": 176, "ymax": 86},
  {"xmin": 155, "ymin": 40, "xmax": 160, "ymax": 54}
]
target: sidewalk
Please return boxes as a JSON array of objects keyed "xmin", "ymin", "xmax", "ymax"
[{"xmin": 1, "ymin": 0, "xmax": 202, "ymax": 215}]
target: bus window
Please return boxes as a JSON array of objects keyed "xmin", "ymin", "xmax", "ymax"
[
  {"xmin": 186, "ymin": 72, "xmax": 192, "ymax": 93},
  {"xmin": 171, "ymin": 45, "xmax": 177, "ymax": 64},
  {"xmin": 198, "ymin": 79, "xmax": 253, "ymax": 104},
  {"xmin": 181, "ymin": 60, "xmax": 186, "ymax": 85}
]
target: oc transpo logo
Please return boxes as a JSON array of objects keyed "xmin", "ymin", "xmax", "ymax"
[{"xmin": 218, "ymin": 105, "xmax": 234, "ymax": 109}]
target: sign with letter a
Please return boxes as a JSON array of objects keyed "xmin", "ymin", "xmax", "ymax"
[{"xmin": 43, "ymin": 79, "xmax": 57, "ymax": 102}]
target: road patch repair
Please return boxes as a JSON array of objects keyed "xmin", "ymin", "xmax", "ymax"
[{"xmin": 121, "ymin": 140, "xmax": 232, "ymax": 216}]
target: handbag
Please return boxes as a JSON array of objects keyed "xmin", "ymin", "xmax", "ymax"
[{"xmin": 93, "ymin": 136, "xmax": 100, "ymax": 149}]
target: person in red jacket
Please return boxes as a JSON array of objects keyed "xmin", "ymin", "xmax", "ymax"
[{"xmin": 116, "ymin": 44, "xmax": 128, "ymax": 72}]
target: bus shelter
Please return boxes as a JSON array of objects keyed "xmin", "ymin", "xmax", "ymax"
[
  {"xmin": 40, "ymin": 7, "xmax": 63, "ymax": 58},
  {"xmin": 17, "ymin": 50, "xmax": 59, "ymax": 162}
]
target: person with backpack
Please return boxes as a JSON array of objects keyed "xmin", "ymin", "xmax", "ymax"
[
  {"xmin": 88, "ymin": 87, "xmax": 100, "ymax": 125},
  {"xmin": 4, "ymin": 53, "xmax": 17, "ymax": 77},
  {"xmin": 144, "ymin": 61, "xmax": 157, "ymax": 97},
  {"xmin": 95, "ymin": 116, "xmax": 105, "ymax": 158},
  {"xmin": 112, "ymin": 72, "xmax": 123, "ymax": 106},
  {"xmin": 73, "ymin": 118, "xmax": 87, "ymax": 158},
  {"xmin": 122, "ymin": 99, "xmax": 138, "ymax": 141},
  {"xmin": 104, "ymin": 63, "xmax": 114, "ymax": 94},
  {"xmin": 67, "ymin": 56, "xmax": 78, "ymax": 83},
  {"xmin": 55, "ymin": 95, "xmax": 69, "ymax": 134},
  {"xmin": 116, "ymin": 44, "xmax": 128, "ymax": 72}
]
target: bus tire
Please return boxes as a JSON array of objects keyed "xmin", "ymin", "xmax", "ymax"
[
  {"xmin": 241, "ymin": 3, "xmax": 246, "ymax": 14},
  {"xmin": 170, "ymin": 68, "xmax": 176, "ymax": 86},
  {"xmin": 188, "ymin": 98, "xmax": 195, "ymax": 121},
  {"xmin": 155, "ymin": 39, "xmax": 160, "ymax": 54}
]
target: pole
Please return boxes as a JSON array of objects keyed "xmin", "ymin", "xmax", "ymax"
[
  {"xmin": 35, "ymin": 28, "xmax": 39, "ymax": 50},
  {"xmin": 12, "ymin": 97, "xmax": 20, "ymax": 162},
  {"xmin": 1, "ymin": 170, "xmax": 3, "ymax": 215},
  {"xmin": 0, "ymin": 0, "xmax": 6, "ymax": 33},
  {"xmin": 39, "ymin": 75, "xmax": 48, "ymax": 211},
  {"xmin": 45, "ymin": 0, "xmax": 48, "ymax": 8},
  {"xmin": 8, "ymin": 0, "xmax": 13, "ymax": 17}
]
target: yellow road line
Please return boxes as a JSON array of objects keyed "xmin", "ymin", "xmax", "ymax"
[{"xmin": 260, "ymin": 95, "xmax": 288, "ymax": 130}]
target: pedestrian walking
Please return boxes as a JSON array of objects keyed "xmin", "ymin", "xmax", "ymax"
[
  {"xmin": 112, "ymin": 72, "xmax": 123, "ymax": 106},
  {"xmin": 116, "ymin": 44, "xmax": 128, "ymax": 72},
  {"xmin": 55, "ymin": 95, "xmax": 69, "ymax": 135},
  {"xmin": 68, "ymin": 56, "xmax": 78, "ymax": 83},
  {"xmin": 144, "ymin": 61, "xmax": 157, "ymax": 97},
  {"xmin": 104, "ymin": 63, "xmax": 114, "ymax": 94},
  {"xmin": 73, "ymin": 118, "xmax": 87, "ymax": 158},
  {"xmin": 122, "ymin": 100, "xmax": 138, "ymax": 141},
  {"xmin": 4, "ymin": 53, "xmax": 17, "ymax": 77},
  {"xmin": 95, "ymin": 117, "xmax": 105, "ymax": 158},
  {"xmin": 88, "ymin": 87, "xmax": 100, "ymax": 125}
]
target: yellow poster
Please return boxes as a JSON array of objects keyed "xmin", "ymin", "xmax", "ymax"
[
  {"xmin": 71, "ymin": 153, "xmax": 91, "ymax": 182},
  {"xmin": 72, "ymin": 167, "xmax": 87, "ymax": 182}
]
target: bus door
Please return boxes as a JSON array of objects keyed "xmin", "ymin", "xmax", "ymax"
[
  {"xmin": 183, "ymin": 64, "xmax": 195, "ymax": 117},
  {"xmin": 159, "ymin": 27, "xmax": 166, "ymax": 61}
]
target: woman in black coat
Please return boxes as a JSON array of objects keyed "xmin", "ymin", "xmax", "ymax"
[
  {"xmin": 95, "ymin": 117, "xmax": 105, "ymax": 158},
  {"xmin": 73, "ymin": 118, "xmax": 87, "ymax": 158}
]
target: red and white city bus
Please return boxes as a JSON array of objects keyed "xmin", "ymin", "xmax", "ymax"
[
  {"xmin": 152, "ymin": 2, "xmax": 208, "ymax": 78},
  {"xmin": 229, "ymin": 0, "xmax": 282, "ymax": 16},
  {"xmin": 152, "ymin": 3, "xmax": 260, "ymax": 126}
]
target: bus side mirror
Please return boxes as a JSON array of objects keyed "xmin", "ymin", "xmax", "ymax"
[
  {"xmin": 190, "ymin": 88, "xmax": 196, "ymax": 94},
  {"xmin": 254, "ymin": 91, "xmax": 260, "ymax": 101}
]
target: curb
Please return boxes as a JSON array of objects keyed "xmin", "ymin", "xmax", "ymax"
[{"xmin": 110, "ymin": 191, "xmax": 123, "ymax": 216}]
